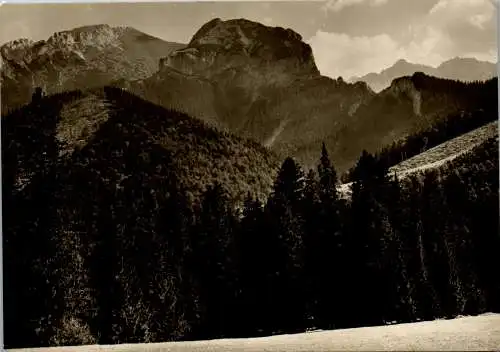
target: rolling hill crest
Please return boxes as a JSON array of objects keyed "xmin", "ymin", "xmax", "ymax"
[{"xmin": 2, "ymin": 87, "xmax": 279, "ymax": 205}]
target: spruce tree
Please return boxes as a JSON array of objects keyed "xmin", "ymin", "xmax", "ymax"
[
  {"xmin": 348, "ymin": 149, "xmax": 392, "ymax": 326},
  {"xmin": 314, "ymin": 143, "xmax": 344, "ymax": 328},
  {"xmin": 302, "ymin": 169, "xmax": 320, "ymax": 326},
  {"xmin": 403, "ymin": 175, "xmax": 439, "ymax": 321},
  {"xmin": 318, "ymin": 143, "xmax": 338, "ymax": 204},
  {"xmin": 191, "ymin": 183, "xmax": 238, "ymax": 339},
  {"xmin": 266, "ymin": 157, "xmax": 307, "ymax": 332},
  {"xmin": 237, "ymin": 193, "xmax": 270, "ymax": 335},
  {"xmin": 420, "ymin": 170, "xmax": 454, "ymax": 319},
  {"xmin": 382, "ymin": 172, "xmax": 413, "ymax": 323}
]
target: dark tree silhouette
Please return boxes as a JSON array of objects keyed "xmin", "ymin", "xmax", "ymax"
[
  {"xmin": 265, "ymin": 157, "xmax": 307, "ymax": 332},
  {"xmin": 32, "ymin": 87, "xmax": 44, "ymax": 103}
]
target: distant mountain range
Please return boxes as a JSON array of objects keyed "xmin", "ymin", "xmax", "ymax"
[
  {"xmin": 350, "ymin": 57, "xmax": 497, "ymax": 92},
  {"xmin": 2, "ymin": 20, "xmax": 498, "ymax": 174}
]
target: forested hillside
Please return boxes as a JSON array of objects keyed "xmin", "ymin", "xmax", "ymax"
[
  {"xmin": 341, "ymin": 77, "xmax": 498, "ymax": 182},
  {"xmin": 2, "ymin": 87, "xmax": 280, "ymax": 348},
  {"xmin": 2, "ymin": 87, "xmax": 278, "ymax": 204},
  {"xmin": 3, "ymin": 94, "xmax": 498, "ymax": 347}
]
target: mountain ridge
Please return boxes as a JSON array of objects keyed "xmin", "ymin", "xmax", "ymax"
[
  {"xmin": 350, "ymin": 57, "xmax": 497, "ymax": 92},
  {"xmin": 2, "ymin": 19, "xmax": 497, "ymax": 174},
  {"xmin": 1, "ymin": 24, "xmax": 185, "ymax": 113}
]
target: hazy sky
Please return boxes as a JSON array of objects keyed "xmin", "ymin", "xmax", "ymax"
[{"xmin": 0, "ymin": 0, "xmax": 497, "ymax": 79}]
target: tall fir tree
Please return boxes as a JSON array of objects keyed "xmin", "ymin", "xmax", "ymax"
[
  {"xmin": 313, "ymin": 143, "xmax": 345, "ymax": 328},
  {"xmin": 302, "ymin": 169, "xmax": 321, "ymax": 326},
  {"xmin": 237, "ymin": 193, "xmax": 273, "ymax": 336},
  {"xmin": 348, "ymin": 149, "xmax": 392, "ymax": 326},
  {"xmin": 265, "ymin": 157, "xmax": 307, "ymax": 332},
  {"xmin": 191, "ymin": 183, "xmax": 239, "ymax": 339},
  {"xmin": 419, "ymin": 170, "xmax": 455, "ymax": 319}
]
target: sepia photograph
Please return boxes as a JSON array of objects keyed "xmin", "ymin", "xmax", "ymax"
[{"xmin": 1, "ymin": 0, "xmax": 499, "ymax": 350}]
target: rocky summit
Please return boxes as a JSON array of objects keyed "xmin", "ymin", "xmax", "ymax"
[{"xmin": 162, "ymin": 18, "xmax": 319, "ymax": 78}]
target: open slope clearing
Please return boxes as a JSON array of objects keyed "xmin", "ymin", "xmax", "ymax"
[
  {"xmin": 390, "ymin": 120, "xmax": 498, "ymax": 176},
  {"xmin": 338, "ymin": 121, "xmax": 498, "ymax": 198},
  {"xmin": 9, "ymin": 314, "xmax": 500, "ymax": 352}
]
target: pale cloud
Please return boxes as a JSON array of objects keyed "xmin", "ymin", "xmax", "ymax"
[
  {"xmin": 307, "ymin": 31, "xmax": 405, "ymax": 79},
  {"xmin": 429, "ymin": 0, "xmax": 494, "ymax": 14},
  {"xmin": 469, "ymin": 13, "xmax": 490, "ymax": 29},
  {"xmin": 263, "ymin": 17, "xmax": 273, "ymax": 25},
  {"xmin": 429, "ymin": 0, "xmax": 495, "ymax": 25},
  {"xmin": 323, "ymin": 0, "xmax": 389, "ymax": 13},
  {"xmin": 404, "ymin": 26, "xmax": 450, "ymax": 66},
  {"xmin": 427, "ymin": 0, "xmax": 495, "ymax": 38},
  {"xmin": 309, "ymin": 0, "xmax": 497, "ymax": 79},
  {"xmin": 424, "ymin": 0, "xmax": 496, "ymax": 59}
]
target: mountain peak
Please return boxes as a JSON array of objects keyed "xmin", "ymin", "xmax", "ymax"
[
  {"xmin": 394, "ymin": 58, "xmax": 409, "ymax": 65},
  {"xmin": 438, "ymin": 56, "xmax": 486, "ymax": 68},
  {"xmin": 162, "ymin": 17, "xmax": 318, "ymax": 77},
  {"xmin": 58, "ymin": 23, "xmax": 112, "ymax": 34},
  {"xmin": 0, "ymin": 38, "xmax": 35, "ymax": 61},
  {"xmin": 352, "ymin": 56, "xmax": 497, "ymax": 92},
  {"xmin": 1, "ymin": 38, "xmax": 34, "ymax": 50},
  {"xmin": 51, "ymin": 24, "xmax": 136, "ymax": 36},
  {"xmin": 46, "ymin": 24, "xmax": 135, "ymax": 49},
  {"xmin": 1, "ymin": 24, "xmax": 185, "ymax": 112},
  {"xmin": 189, "ymin": 18, "xmax": 304, "ymax": 47},
  {"xmin": 442, "ymin": 56, "xmax": 479, "ymax": 63}
]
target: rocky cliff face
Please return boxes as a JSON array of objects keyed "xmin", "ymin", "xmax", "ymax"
[
  {"xmin": 388, "ymin": 76, "xmax": 423, "ymax": 116},
  {"xmin": 161, "ymin": 18, "xmax": 319, "ymax": 79},
  {"xmin": 1, "ymin": 24, "xmax": 184, "ymax": 113}
]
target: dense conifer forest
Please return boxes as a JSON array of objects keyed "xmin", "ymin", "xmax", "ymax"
[{"xmin": 2, "ymin": 88, "xmax": 499, "ymax": 348}]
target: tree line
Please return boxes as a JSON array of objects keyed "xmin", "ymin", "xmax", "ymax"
[{"xmin": 2, "ymin": 88, "xmax": 499, "ymax": 348}]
